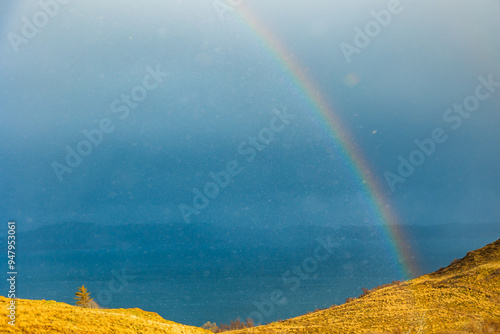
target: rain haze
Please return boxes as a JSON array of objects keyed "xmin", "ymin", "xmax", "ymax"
[{"xmin": 0, "ymin": 0, "xmax": 499, "ymax": 327}]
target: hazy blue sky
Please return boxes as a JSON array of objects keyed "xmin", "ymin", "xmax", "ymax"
[{"xmin": 1, "ymin": 0, "xmax": 499, "ymax": 232}]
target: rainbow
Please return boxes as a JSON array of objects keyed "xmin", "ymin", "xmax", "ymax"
[{"xmin": 232, "ymin": 5, "xmax": 419, "ymax": 279}]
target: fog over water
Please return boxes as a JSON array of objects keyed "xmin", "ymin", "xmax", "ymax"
[{"xmin": 0, "ymin": 0, "xmax": 499, "ymax": 326}]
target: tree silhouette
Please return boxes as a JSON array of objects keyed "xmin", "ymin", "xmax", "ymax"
[{"xmin": 74, "ymin": 285, "xmax": 95, "ymax": 308}]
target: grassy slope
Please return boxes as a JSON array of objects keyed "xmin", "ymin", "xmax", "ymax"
[
  {"xmin": 231, "ymin": 239, "xmax": 500, "ymax": 334},
  {"xmin": 1, "ymin": 239, "xmax": 499, "ymax": 334},
  {"xmin": 0, "ymin": 297, "xmax": 211, "ymax": 334}
]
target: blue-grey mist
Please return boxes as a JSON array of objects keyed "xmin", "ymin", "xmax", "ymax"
[{"xmin": 0, "ymin": 0, "xmax": 499, "ymax": 326}]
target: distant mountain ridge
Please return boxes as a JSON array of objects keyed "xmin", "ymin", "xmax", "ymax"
[
  {"xmin": 13, "ymin": 221, "xmax": 500, "ymax": 281},
  {"xmin": 17, "ymin": 221, "xmax": 500, "ymax": 252}
]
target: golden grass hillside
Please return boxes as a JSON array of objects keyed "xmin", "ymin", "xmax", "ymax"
[
  {"xmin": 231, "ymin": 239, "xmax": 500, "ymax": 334},
  {"xmin": 1, "ymin": 239, "xmax": 499, "ymax": 334},
  {"xmin": 0, "ymin": 296, "xmax": 212, "ymax": 334}
]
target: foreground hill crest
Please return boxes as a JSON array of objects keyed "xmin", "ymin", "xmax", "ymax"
[
  {"xmin": 0, "ymin": 298, "xmax": 211, "ymax": 334},
  {"xmin": 231, "ymin": 239, "xmax": 500, "ymax": 334},
  {"xmin": 1, "ymin": 239, "xmax": 499, "ymax": 333}
]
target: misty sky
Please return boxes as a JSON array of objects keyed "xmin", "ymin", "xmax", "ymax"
[{"xmin": 1, "ymin": 0, "xmax": 499, "ymax": 232}]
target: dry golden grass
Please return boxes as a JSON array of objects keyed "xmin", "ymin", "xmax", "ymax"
[
  {"xmin": 1, "ymin": 239, "xmax": 498, "ymax": 334},
  {"xmin": 0, "ymin": 296, "xmax": 211, "ymax": 334},
  {"xmin": 231, "ymin": 239, "xmax": 500, "ymax": 334}
]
